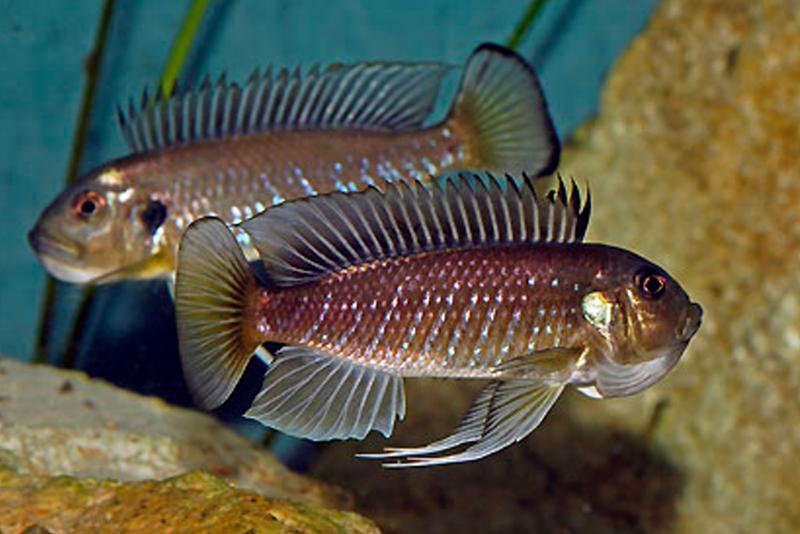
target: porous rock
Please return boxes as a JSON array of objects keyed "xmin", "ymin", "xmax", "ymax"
[
  {"xmin": 313, "ymin": 1, "xmax": 800, "ymax": 532},
  {"xmin": 562, "ymin": 0, "xmax": 800, "ymax": 531},
  {"xmin": 0, "ymin": 457, "xmax": 378, "ymax": 534},
  {"xmin": 0, "ymin": 356, "xmax": 378, "ymax": 533}
]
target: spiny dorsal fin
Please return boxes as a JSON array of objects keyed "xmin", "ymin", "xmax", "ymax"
[
  {"xmin": 239, "ymin": 173, "xmax": 591, "ymax": 287},
  {"xmin": 117, "ymin": 61, "xmax": 453, "ymax": 153}
]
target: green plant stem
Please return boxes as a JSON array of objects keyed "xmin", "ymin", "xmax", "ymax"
[
  {"xmin": 159, "ymin": 0, "xmax": 211, "ymax": 98},
  {"xmin": 33, "ymin": 0, "xmax": 117, "ymax": 364},
  {"xmin": 506, "ymin": 0, "xmax": 550, "ymax": 51},
  {"xmin": 50, "ymin": 0, "xmax": 211, "ymax": 367}
]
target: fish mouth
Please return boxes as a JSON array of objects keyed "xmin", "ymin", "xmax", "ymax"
[
  {"xmin": 28, "ymin": 227, "xmax": 81, "ymax": 261},
  {"xmin": 678, "ymin": 302, "xmax": 703, "ymax": 342},
  {"xmin": 27, "ymin": 228, "xmax": 105, "ymax": 284}
]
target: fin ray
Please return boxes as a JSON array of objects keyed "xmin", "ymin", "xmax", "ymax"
[
  {"xmin": 117, "ymin": 61, "xmax": 451, "ymax": 153},
  {"xmin": 362, "ymin": 380, "xmax": 564, "ymax": 467},
  {"xmin": 448, "ymin": 43, "xmax": 560, "ymax": 176},
  {"xmin": 245, "ymin": 346, "xmax": 405, "ymax": 441},
  {"xmin": 240, "ymin": 174, "xmax": 590, "ymax": 286},
  {"xmin": 175, "ymin": 217, "xmax": 264, "ymax": 410}
]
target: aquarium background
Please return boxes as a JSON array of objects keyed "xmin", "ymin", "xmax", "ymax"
[
  {"xmin": 5, "ymin": 3, "xmax": 800, "ymax": 533},
  {"xmin": 1, "ymin": 0, "xmax": 659, "ymax": 366}
]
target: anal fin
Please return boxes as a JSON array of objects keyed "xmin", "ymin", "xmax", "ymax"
[
  {"xmin": 245, "ymin": 346, "xmax": 405, "ymax": 441},
  {"xmin": 361, "ymin": 379, "xmax": 563, "ymax": 467}
]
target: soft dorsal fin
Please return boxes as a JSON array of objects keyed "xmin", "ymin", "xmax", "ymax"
[
  {"xmin": 239, "ymin": 173, "xmax": 591, "ymax": 286},
  {"xmin": 117, "ymin": 60, "xmax": 452, "ymax": 153}
]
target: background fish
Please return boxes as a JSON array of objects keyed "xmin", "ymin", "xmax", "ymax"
[
  {"xmin": 174, "ymin": 173, "xmax": 703, "ymax": 467},
  {"xmin": 28, "ymin": 43, "xmax": 560, "ymax": 285}
]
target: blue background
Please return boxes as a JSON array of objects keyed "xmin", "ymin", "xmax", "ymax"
[{"xmin": 0, "ymin": 0, "xmax": 658, "ymax": 361}]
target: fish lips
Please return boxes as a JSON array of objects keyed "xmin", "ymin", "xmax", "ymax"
[
  {"xmin": 679, "ymin": 302, "xmax": 703, "ymax": 342},
  {"xmin": 27, "ymin": 227, "xmax": 100, "ymax": 284},
  {"xmin": 28, "ymin": 226, "xmax": 79, "ymax": 261}
]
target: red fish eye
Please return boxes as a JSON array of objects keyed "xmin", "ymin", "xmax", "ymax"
[
  {"xmin": 636, "ymin": 269, "xmax": 667, "ymax": 299},
  {"xmin": 73, "ymin": 191, "xmax": 106, "ymax": 219}
]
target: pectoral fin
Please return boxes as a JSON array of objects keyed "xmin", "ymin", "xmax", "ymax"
[
  {"xmin": 360, "ymin": 379, "xmax": 564, "ymax": 467},
  {"xmin": 493, "ymin": 346, "xmax": 583, "ymax": 380}
]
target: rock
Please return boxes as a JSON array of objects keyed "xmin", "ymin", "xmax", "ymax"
[
  {"xmin": 0, "ymin": 356, "xmax": 379, "ymax": 532},
  {"xmin": 313, "ymin": 1, "xmax": 800, "ymax": 533},
  {"xmin": 0, "ymin": 456, "xmax": 379, "ymax": 534},
  {"xmin": 560, "ymin": 0, "xmax": 800, "ymax": 532}
]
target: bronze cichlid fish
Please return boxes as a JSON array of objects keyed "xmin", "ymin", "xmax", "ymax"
[
  {"xmin": 28, "ymin": 43, "xmax": 560, "ymax": 285},
  {"xmin": 174, "ymin": 173, "xmax": 703, "ymax": 467}
]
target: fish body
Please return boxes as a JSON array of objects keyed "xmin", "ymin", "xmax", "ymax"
[
  {"xmin": 175, "ymin": 173, "xmax": 702, "ymax": 466},
  {"xmin": 256, "ymin": 245, "xmax": 621, "ymax": 378},
  {"xmin": 29, "ymin": 43, "xmax": 560, "ymax": 284}
]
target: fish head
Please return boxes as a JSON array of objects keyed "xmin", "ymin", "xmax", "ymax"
[
  {"xmin": 579, "ymin": 252, "xmax": 702, "ymax": 398},
  {"xmin": 28, "ymin": 165, "xmax": 171, "ymax": 284}
]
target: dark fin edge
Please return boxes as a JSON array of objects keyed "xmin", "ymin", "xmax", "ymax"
[{"xmin": 447, "ymin": 42, "xmax": 560, "ymax": 177}]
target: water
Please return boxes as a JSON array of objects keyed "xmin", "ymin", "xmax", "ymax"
[{"xmin": 1, "ymin": 0, "xmax": 659, "ymax": 363}]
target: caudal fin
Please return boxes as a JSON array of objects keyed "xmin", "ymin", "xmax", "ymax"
[
  {"xmin": 447, "ymin": 43, "xmax": 560, "ymax": 177},
  {"xmin": 175, "ymin": 216, "xmax": 264, "ymax": 410}
]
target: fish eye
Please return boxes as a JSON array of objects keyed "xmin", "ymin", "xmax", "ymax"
[
  {"xmin": 635, "ymin": 267, "xmax": 667, "ymax": 300},
  {"xmin": 140, "ymin": 199, "xmax": 168, "ymax": 234},
  {"xmin": 72, "ymin": 191, "xmax": 106, "ymax": 219}
]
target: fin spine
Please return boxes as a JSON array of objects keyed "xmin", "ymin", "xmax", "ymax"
[
  {"xmin": 239, "ymin": 173, "xmax": 590, "ymax": 287},
  {"xmin": 117, "ymin": 60, "xmax": 452, "ymax": 153}
]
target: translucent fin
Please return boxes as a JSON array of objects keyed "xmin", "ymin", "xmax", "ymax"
[
  {"xmin": 174, "ymin": 217, "xmax": 265, "ymax": 410},
  {"xmin": 360, "ymin": 380, "xmax": 564, "ymax": 467},
  {"xmin": 239, "ymin": 173, "xmax": 590, "ymax": 286},
  {"xmin": 593, "ymin": 349, "xmax": 684, "ymax": 398},
  {"xmin": 116, "ymin": 60, "xmax": 452, "ymax": 153},
  {"xmin": 494, "ymin": 347, "xmax": 583, "ymax": 380},
  {"xmin": 245, "ymin": 346, "xmax": 406, "ymax": 441},
  {"xmin": 448, "ymin": 43, "xmax": 560, "ymax": 176}
]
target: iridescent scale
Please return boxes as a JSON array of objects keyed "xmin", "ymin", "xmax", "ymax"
[
  {"xmin": 259, "ymin": 246, "xmax": 588, "ymax": 378},
  {"xmin": 150, "ymin": 127, "xmax": 465, "ymax": 250}
]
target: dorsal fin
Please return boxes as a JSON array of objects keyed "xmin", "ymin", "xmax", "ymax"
[
  {"xmin": 117, "ymin": 61, "xmax": 453, "ymax": 153},
  {"xmin": 239, "ymin": 173, "xmax": 591, "ymax": 286}
]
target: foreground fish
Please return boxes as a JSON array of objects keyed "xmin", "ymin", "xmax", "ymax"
[
  {"xmin": 28, "ymin": 43, "xmax": 560, "ymax": 284},
  {"xmin": 174, "ymin": 173, "xmax": 702, "ymax": 467}
]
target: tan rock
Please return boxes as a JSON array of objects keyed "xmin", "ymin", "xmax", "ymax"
[
  {"xmin": 563, "ymin": 0, "xmax": 800, "ymax": 532},
  {"xmin": 0, "ymin": 356, "xmax": 349, "ymax": 509},
  {"xmin": 0, "ymin": 459, "xmax": 379, "ymax": 534},
  {"xmin": 314, "ymin": 1, "xmax": 800, "ymax": 532}
]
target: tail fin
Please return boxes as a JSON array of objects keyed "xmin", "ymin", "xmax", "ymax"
[
  {"xmin": 175, "ymin": 216, "xmax": 265, "ymax": 410},
  {"xmin": 447, "ymin": 43, "xmax": 560, "ymax": 177}
]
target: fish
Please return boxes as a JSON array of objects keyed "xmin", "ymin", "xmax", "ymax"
[
  {"xmin": 173, "ymin": 172, "xmax": 703, "ymax": 467},
  {"xmin": 28, "ymin": 43, "xmax": 561, "ymax": 285}
]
